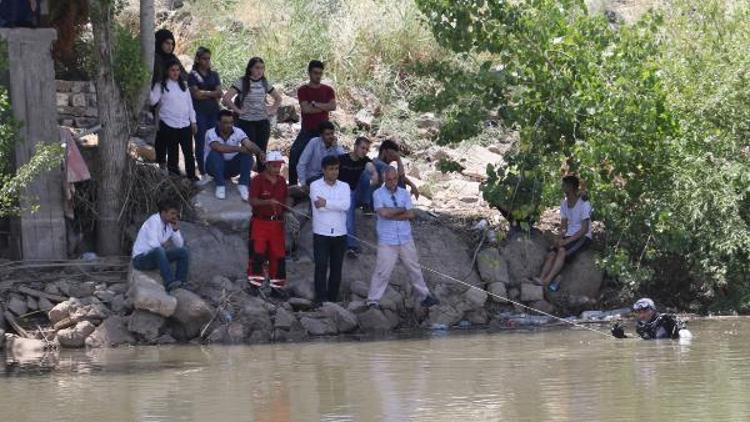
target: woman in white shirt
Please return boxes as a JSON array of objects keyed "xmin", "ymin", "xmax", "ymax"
[{"xmin": 151, "ymin": 58, "xmax": 198, "ymax": 180}]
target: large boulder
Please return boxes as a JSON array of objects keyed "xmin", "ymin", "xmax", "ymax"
[
  {"xmin": 170, "ymin": 288, "xmax": 214, "ymax": 339},
  {"xmin": 356, "ymin": 308, "xmax": 392, "ymax": 334},
  {"xmin": 520, "ymin": 283, "xmax": 544, "ymax": 302},
  {"xmin": 85, "ymin": 316, "xmax": 135, "ymax": 348},
  {"xmin": 487, "ymin": 282, "xmax": 508, "ymax": 304},
  {"xmin": 128, "ymin": 310, "xmax": 166, "ymax": 342},
  {"xmin": 179, "ymin": 221, "xmax": 248, "ymax": 282},
  {"xmin": 276, "ymin": 94, "xmax": 300, "ymax": 123},
  {"xmin": 57, "ymin": 321, "xmax": 96, "ymax": 348},
  {"xmin": 7, "ymin": 294, "xmax": 28, "ymax": 316},
  {"xmin": 299, "ymin": 316, "xmax": 338, "ymax": 336},
  {"xmin": 547, "ymin": 248, "xmax": 603, "ymax": 307},
  {"xmin": 48, "ymin": 297, "xmax": 109, "ymax": 326},
  {"xmin": 320, "ymin": 302, "xmax": 358, "ymax": 333},
  {"xmin": 427, "ymin": 304, "xmax": 464, "ymax": 327},
  {"xmin": 127, "ymin": 269, "xmax": 177, "ymax": 317},
  {"xmin": 477, "ymin": 248, "xmax": 511, "ymax": 286},
  {"xmin": 500, "ymin": 234, "xmax": 548, "ymax": 286}
]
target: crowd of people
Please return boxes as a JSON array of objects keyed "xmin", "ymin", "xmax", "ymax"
[{"xmin": 139, "ymin": 29, "xmax": 437, "ymax": 310}]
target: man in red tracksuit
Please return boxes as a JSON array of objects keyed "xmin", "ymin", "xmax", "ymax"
[{"xmin": 247, "ymin": 151, "xmax": 291, "ymax": 296}]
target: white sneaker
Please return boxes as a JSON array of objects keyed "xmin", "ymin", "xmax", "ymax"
[
  {"xmin": 195, "ymin": 174, "xmax": 213, "ymax": 187},
  {"xmin": 237, "ymin": 184, "xmax": 249, "ymax": 202},
  {"xmin": 215, "ymin": 186, "xmax": 226, "ymax": 200}
]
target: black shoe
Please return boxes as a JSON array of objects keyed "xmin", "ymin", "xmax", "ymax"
[
  {"xmin": 346, "ymin": 248, "xmax": 360, "ymax": 259},
  {"xmin": 361, "ymin": 204, "xmax": 375, "ymax": 216},
  {"xmin": 420, "ymin": 296, "xmax": 440, "ymax": 308}
]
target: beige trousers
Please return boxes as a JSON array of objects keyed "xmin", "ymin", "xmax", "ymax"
[{"xmin": 368, "ymin": 240, "xmax": 430, "ymax": 304}]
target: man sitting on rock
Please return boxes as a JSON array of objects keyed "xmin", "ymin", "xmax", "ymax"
[
  {"xmin": 611, "ymin": 298, "xmax": 691, "ymax": 340},
  {"xmin": 131, "ymin": 200, "xmax": 188, "ymax": 291},
  {"xmin": 296, "ymin": 121, "xmax": 344, "ymax": 187},
  {"xmin": 337, "ymin": 136, "xmax": 379, "ymax": 258},
  {"xmin": 534, "ymin": 175, "xmax": 592, "ymax": 292},
  {"xmin": 247, "ymin": 151, "xmax": 292, "ymax": 298},
  {"xmin": 367, "ymin": 166, "xmax": 439, "ymax": 310},
  {"xmin": 371, "ymin": 139, "xmax": 420, "ymax": 204},
  {"xmin": 310, "ymin": 155, "xmax": 350, "ymax": 306},
  {"xmin": 205, "ymin": 109, "xmax": 265, "ymax": 201}
]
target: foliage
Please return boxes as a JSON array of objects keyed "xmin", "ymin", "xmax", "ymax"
[
  {"xmin": 414, "ymin": 0, "xmax": 750, "ymax": 308},
  {"xmin": 113, "ymin": 24, "xmax": 150, "ymax": 114},
  {"xmin": 436, "ymin": 158, "xmax": 465, "ymax": 174}
]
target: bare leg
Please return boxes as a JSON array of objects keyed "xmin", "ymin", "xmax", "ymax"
[
  {"xmin": 538, "ymin": 251, "xmax": 557, "ymax": 280},
  {"xmin": 542, "ymin": 248, "xmax": 567, "ymax": 285}
]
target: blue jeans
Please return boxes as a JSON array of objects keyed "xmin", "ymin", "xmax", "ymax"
[
  {"xmin": 195, "ymin": 111, "xmax": 218, "ymax": 175},
  {"xmin": 206, "ymin": 150, "xmax": 253, "ymax": 187},
  {"xmin": 346, "ymin": 168, "xmax": 374, "ymax": 249},
  {"xmin": 132, "ymin": 246, "xmax": 189, "ymax": 287},
  {"xmin": 288, "ymin": 129, "xmax": 317, "ymax": 185}
]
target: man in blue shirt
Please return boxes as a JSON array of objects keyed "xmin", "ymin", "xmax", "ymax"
[
  {"xmin": 296, "ymin": 121, "xmax": 345, "ymax": 187},
  {"xmin": 367, "ymin": 166, "xmax": 439, "ymax": 309}
]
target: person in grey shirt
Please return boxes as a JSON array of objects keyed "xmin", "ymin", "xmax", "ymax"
[{"xmin": 296, "ymin": 121, "xmax": 345, "ymax": 186}]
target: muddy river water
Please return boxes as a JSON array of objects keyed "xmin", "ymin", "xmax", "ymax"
[{"xmin": 1, "ymin": 319, "xmax": 749, "ymax": 421}]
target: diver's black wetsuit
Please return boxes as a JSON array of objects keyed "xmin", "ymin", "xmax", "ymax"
[{"xmin": 612, "ymin": 314, "xmax": 686, "ymax": 339}]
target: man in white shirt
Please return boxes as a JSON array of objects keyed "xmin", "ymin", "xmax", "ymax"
[
  {"xmin": 534, "ymin": 175, "xmax": 593, "ymax": 292},
  {"xmin": 309, "ymin": 155, "xmax": 350, "ymax": 305},
  {"xmin": 132, "ymin": 200, "xmax": 189, "ymax": 291},
  {"xmin": 205, "ymin": 110, "xmax": 265, "ymax": 201}
]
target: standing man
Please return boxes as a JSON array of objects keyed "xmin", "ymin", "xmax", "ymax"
[
  {"xmin": 534, "ymin": 175, "xmax": 592, "ymax": 292},
  {"xmin": 132, "ymin": 200, "xmax": 189, "ymax": 291},
  {"xmin": 296, "ymin": 121, "xmax": 344, "ymax": 187},
  {"xmin": 367, "ymin": 167, "xmax": 439, "ymax": 310},
  {"xmin": 205, "ymin": 110, "xmax": 265, "ymax": 201},
  {"xmin": 288, "ymin": 60, "xmax": 337, "ymax": 185},
  {"xmin": 247, "ymin": 151, "xmax": 292, "ymax": 297},
  {"xmin": 337, "ymin": 136, "xmax": 378, "ymax": 257},
  {"xmin": 310, "ymin": 155, "xmax": 350, "ymax": 306}
]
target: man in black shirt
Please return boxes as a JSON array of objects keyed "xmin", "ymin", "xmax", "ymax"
[{"xmin": 338, "ymin": 136, "xmax": 378, "ymax": 257}]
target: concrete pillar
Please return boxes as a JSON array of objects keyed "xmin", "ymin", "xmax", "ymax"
[{"xmin": 0, "ymin": 28, "xmax": 66, "ymax": 259}]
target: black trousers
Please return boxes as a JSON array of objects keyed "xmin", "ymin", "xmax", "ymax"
[
  {"xmin": 313, "ymin": 234, "xmax": 347, "ymax": 303},
  {"xmin": 156, "ymin": 121, "xmax": 195, "ymax": 179},
  {"xmin": 237, "ymin": 119, "xmax": 271, "ymax": 172}
]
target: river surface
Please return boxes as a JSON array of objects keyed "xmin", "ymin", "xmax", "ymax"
[{"xmin": 1, "ymin": 319, "xmax": 749, "ymax": 421}]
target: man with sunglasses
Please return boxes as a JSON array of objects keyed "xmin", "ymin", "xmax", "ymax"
[
  {"xmin": 367, "ymin": 167, "xmax": 439, "ymax": 310},
  {"xmin": 611, "ymin": 298, "xmax": 691, "ymax": 339}
]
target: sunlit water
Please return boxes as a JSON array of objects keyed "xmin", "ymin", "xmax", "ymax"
[{"xmin": 1, "ymin": 319, "xmax": 749, "ymax": 421}]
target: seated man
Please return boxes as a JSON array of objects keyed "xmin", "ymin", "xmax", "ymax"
[
  {"xmin": 247, "ymin": 151, "xmax": 292, "ymax": 298},
  {"xmin": 131, "ymin": 200, "xmax": 188, "ymax": 291},
  {"xmin": 367, "ymin": 166, "xmax": 439, "ymax": 310},
  {"xmin": 205, "ymin": 109, "xmax": 265, "ymax": 201},
  {"xmin": 337, "ymin": 136, "xmax": 378, "ymax": 257},
  {"xmin": 611, "ymin": 298, "xmax": 691, "ymax": 339},
  {"xmin": 534, "ymin": 175, "xmax": 592, "ymax": 292},
  {"xmin": 371, "ymin": 139, "xmax": 420, "ymax": 205},
  {"xmin": 296, "ymin": 121, "xmax": 344, "ymax": 187}
]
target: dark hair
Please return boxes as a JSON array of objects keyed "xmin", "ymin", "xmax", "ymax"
[
  {"xmin": 318, "ymin": 120, "xmax": 335, "ymax": 133},
  {"xmin": 562, "ymin": 175, "xmax": 580, "ymax": 190},
  {"xmin": 192, "ymin": 46, "xmax": 211, "ymax": 71},
  {"xmin": 218, "ymin": 109, "xmax": 235, "ymax": 121},
  {"xmin": 379, "ymin": 139, "xmax": 400, "ymax": 155},
  {"xmin": 160, "ymin": 58, "xmax": 187, "ymax": 92},
  {"xmin": 321, "ymin": 155, "xmax": 339, "ymax": 169},
  {"xmin": 354, "ymin": 136, "xmax": 371, "ymax": 147},
  {"xmin": 158, "ymin": 199, "xmax": 180, "ymax": 213},
  {"xmin": 308, "ymin": 60, "xmax": 325, "ymax": 73},
  {"xmin": 242, "ymin": 57, "xmax": 265, "ymax": 97},
  {"xmin": 154, "ymin": 29, "xmax": 176, "ymax": 56}
]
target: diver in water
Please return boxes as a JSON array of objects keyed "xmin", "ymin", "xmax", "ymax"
[{"xmin": 611, "ymin": 298, "xmax": 692, "ymax": 339}]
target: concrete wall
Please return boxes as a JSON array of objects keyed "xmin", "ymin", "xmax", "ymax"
[
  {"xmin": 56, "ymin": 80, "xmax": 99, "ymax": 129},
  {"xmin": 0, "ymin": 28, "xmax": 66, "ymax": 259}
]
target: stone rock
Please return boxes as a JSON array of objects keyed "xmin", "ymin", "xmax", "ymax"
[
  {"xmin": 500, "ymin": 235, "xmax": 548, "ymax": 286},
  {"xmin": 57, "ymin": 321, "xmax": 96, "ymax": 348},
  {"xmin": 530, "ymin": 300, "xmax": 556, "ymax": 315},
  {"xmin": 7, "ymin": 294, "xmax": 28, "ymax": 316},
  {"xmin": 69, "ymin": 282, "xmax": 96, "ymax": 298},
  {"xmin": 287, "ymin": 277, "xmax": 315, "ymax": 301},
  {"xmin": 109, "ymin": 283, "xmax": 129, "ymax": 295},
  {"xmin": 477, "ymin": 248, "xmax": 511, "ymax": 285},
  {"xmin": 37, "ymin": 297, "xmax": 54, "ymax": 312},
  {"xmin": 382, "ymin": 309, "xmax": 400, "ymax": 329},
  {"xmin": 356, "ymin": 308, "xmax": 391, "ymax": 334},
  {"xmin": 508, "ymin": 287, "xmax": 520, "ymax": 301},
  {"xmin": 416, "ymin": 112, "xmax": 441, "ymax": 130},
  {"xmin": 95, "ymin": 289, "xmax": 115, "ymax": 304},
  {"xmin": 347, "ymin": 301, "xmax": 368, "ymax": 313},
  {"xmin": 170, "ymin": 288, "xmax": 213, "ymax": 340},
  {"xmin": 26, "ymin": 294, "xmax": 38, "ymax": 311},
  {"xmin": 68, "ymin": 298, "xmax": 109, "ymax": 323},
  {"xmin": 238, "ymin": 305, "xmax": 273, "ymax": 341},
  {"xmin": 320, "ymin": 302, "xmax": 358, "ymax": 333},
  {"xmin": 154, "ymin": 334, "xmax": 177, "ymax": 345},
  {"xmin": 355, "ymin": 109, "xmax": 375, "ymax": 129},
  {"xmin": 179, "ymin": 221, "xmax": 249, "ymax": 280},
  {"xmin": 349, "ymin": 280, "xmax": 369, "ymax": 298},
  {"xmin": 487, "ymin": 282, "xmax": 508, "ymax": 303},
  {"xmin": 465, "ymin": 308, "xmax": 489, "ymax": 325},
  {"xmin": 546, "ymin": 249, "xmax": 604, "ymax": 307},
  {"xmin": 85, "ymin": 316, "xmax": 136, "ymax": 348},
  {"xmin": 71, "ymin": 93, "xmax": 87, "ymax": 108},
  {"xmin": 56, "ymin": 92, "xmax": 70, "ymax": 108},
  {"xmin": 428, "ymin": 304, "xmax": 464, "ymax": 327},
  {"xmin": 463, "ymin": 287, "xmax": 488, "ymax": 309},
  {"xmin": 273, "ymin": 307, "xmax": 296, "ymax": 330},
  {"xmin": 127, "ymin": 269, "xmax": 177, "ymax": 317},
  {"xmin": 299, "ymin": 316, "xmax": 338, "ymax": 336},
  {"xmin": 111, "ymin": 294, "xmax": 128, "ymax": 314},
  {"xmin": 128, "ymin": 310, "xmax": 166, "ymax": 342},
  {"xmin": 276, "ymin": 94, "xmax": 300, "ymax": 123},
  {"xmin": 0, "ymin": 329, "xmax": 4, "ymax": 350},
  {"xmin": 520, "ymin": 283, "xmax": 544, "ymax": 302},
  {"xmin": 288, "ymin": 297, "xmax": 313, "ymax": 311},
  {"xmin": 460, "ymin": 196, "xmax": 479, "ymax": 203},
  {"xmin": 48, "ymin": 300, "xmax": 72, "ymax": 324},
  {"xmin": 44, "ymin": 283, "xmax": 62, "ymax": 296}
]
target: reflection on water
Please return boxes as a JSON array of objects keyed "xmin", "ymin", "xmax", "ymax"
[{"xmin": 2, "ymin": 320, "xmax": 750, "ymax": 421}]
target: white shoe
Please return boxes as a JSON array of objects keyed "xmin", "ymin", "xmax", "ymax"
[
  {"xmin": 215, "ymin": 186, "xmax": 226, "ymax": 200},
  {"xmin": 195, "ymin": 174, "xmax": 213, "ymax": 187},
  {"xmin": 237, "ymin": 184, "xmax": 249, "ymax": 202}
]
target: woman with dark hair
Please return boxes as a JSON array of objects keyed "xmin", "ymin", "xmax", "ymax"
[
  {"xmin": 222, "ymin": 57, "xmax": 282, "ymax": 158},
  {"xmin": 188, "ymin": 46, "xmax": 222, "ymax": 184},
  {"xmin": 152, "ymin": 29, "xmax": 182, "ymax": 86},
  {"xmin": 150, "ymin": 58, "xmax": 197, "ymax": 180}
]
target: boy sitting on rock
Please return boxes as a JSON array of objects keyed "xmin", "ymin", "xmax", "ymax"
[
  {"xmin": 131, "ymin": 200, "xmax": 189, "ymax": 291},
  {"xmin": 534, "ymin": 175, "xmax": 592, "ymax": 292}
]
